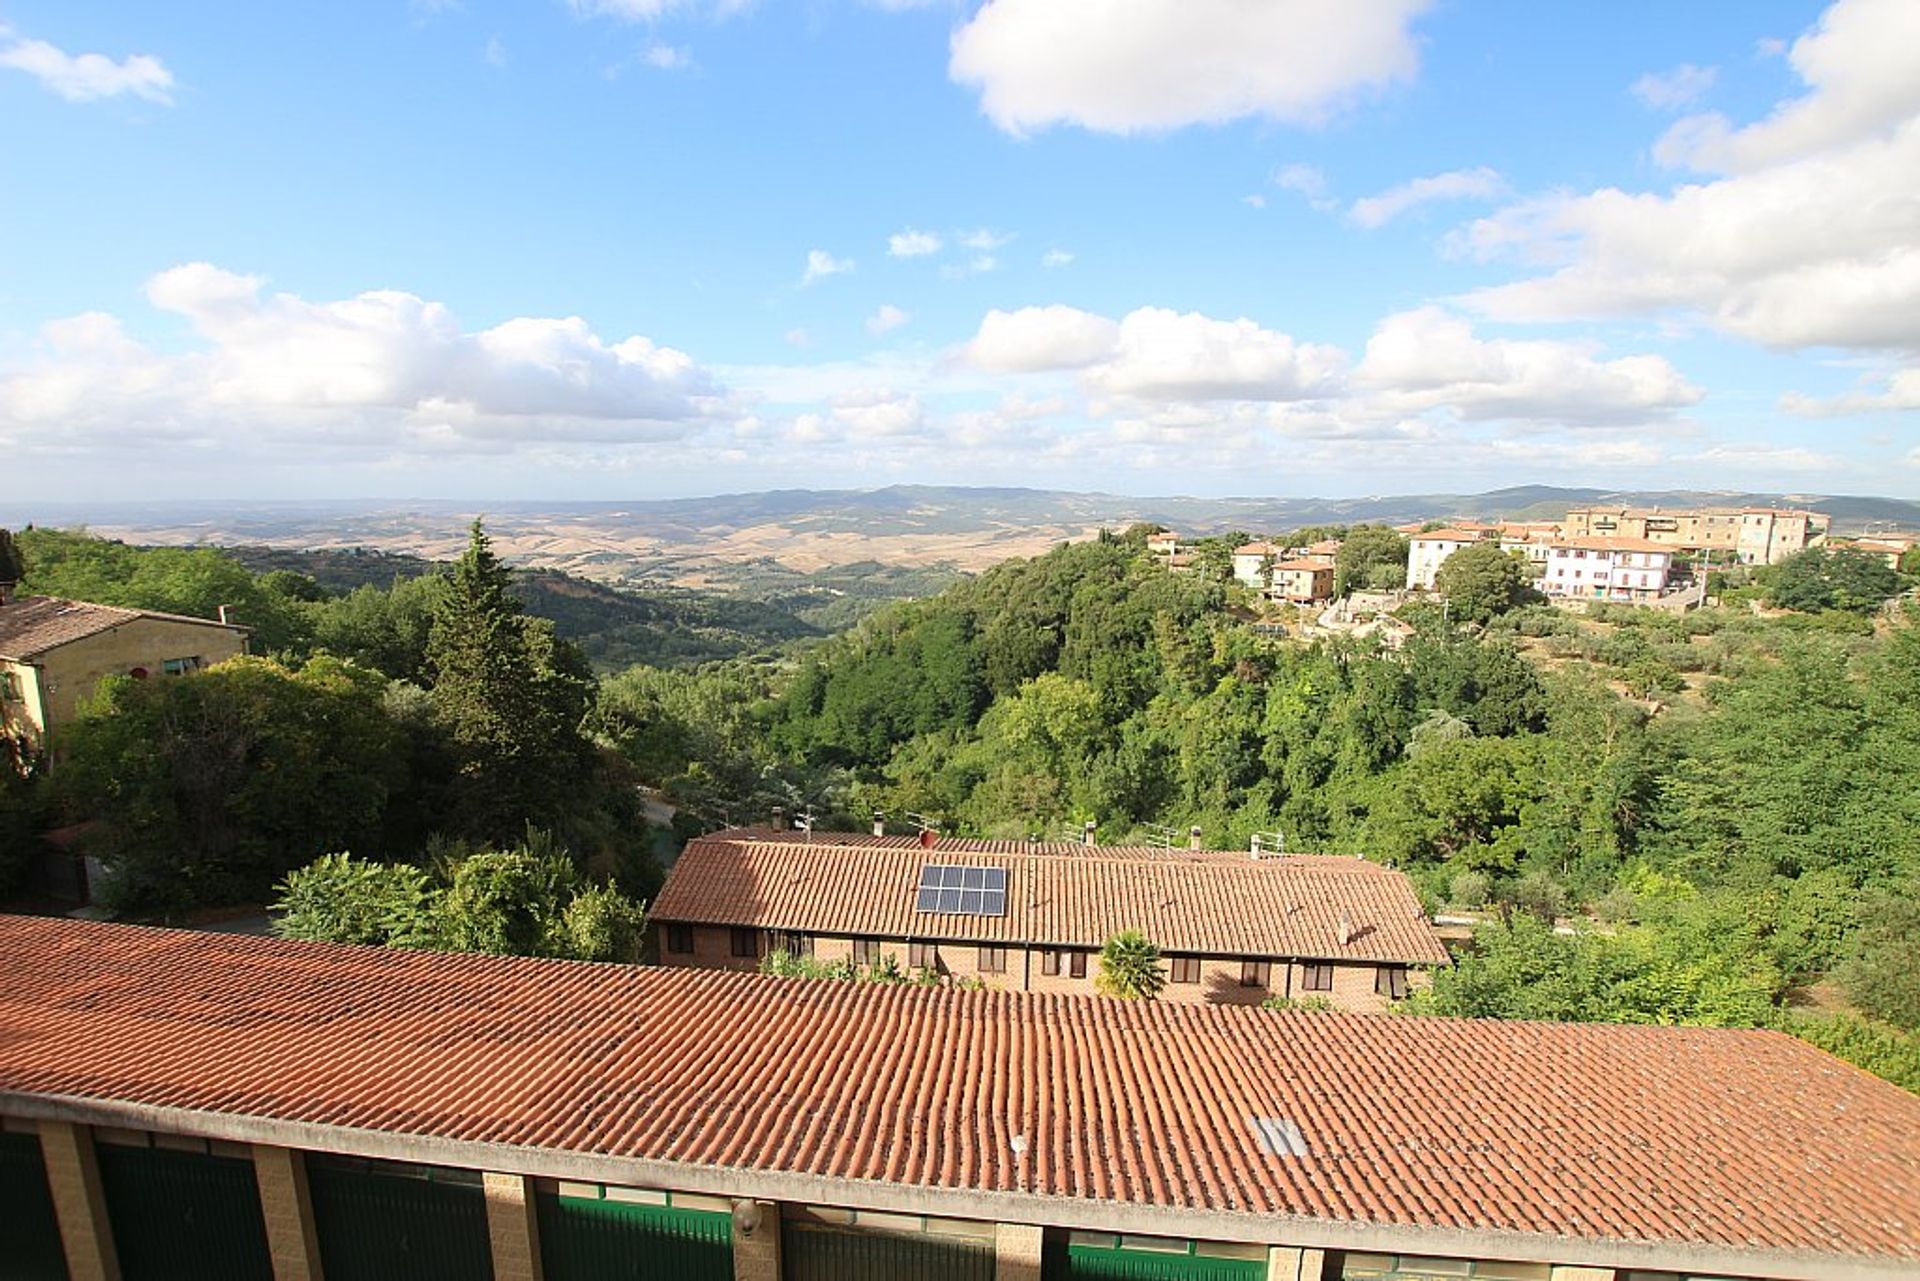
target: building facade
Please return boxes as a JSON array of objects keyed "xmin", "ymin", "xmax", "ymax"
[
  {"xmin": 1541, "ymin": 539, "xmax": 1675, "ymax": 602},
  {"xmin": 1563, "ymin": 506, "xmax": 1828, "ymax": 564},
  {"xmin": 1268, "ymin": 559, "xmax": 1337, "ymax": 605},
  {"xmin": 0, "ymin": 596, "xmax": 249, "ymax": 756},
  {"xmin": 651, "ymin": 830, "xmax": 1450, "ymax": 1012},
  {"xmin": 1, "ymin": 916, "xmax": 1916, "ymax": 1281},
  {"xmin": 1405, "ymin": 528, "xmax": 1498, "ymax": 591}
]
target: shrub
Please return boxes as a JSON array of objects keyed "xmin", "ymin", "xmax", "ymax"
[
  {"xmin": 1449, "ymin": 870, "xmax": 1492, "ymax": 910},
  {"xmin": 1095, "ymin": 930, "xmax": 1166, "ymax": 1000}
]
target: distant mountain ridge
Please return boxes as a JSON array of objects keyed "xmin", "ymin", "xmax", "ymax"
[{"xmin": 7, "ymin": 485, "xmax": 1915, "ymax": 586}]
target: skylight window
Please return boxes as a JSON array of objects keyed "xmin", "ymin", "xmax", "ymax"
[
  {"xmin": 915, "ymin": 865, "xmax": 1007, "ymax": 916},
  {"xmin": 1249, "ymin": 1116, "xmax": 1308, "ymax": 1157}
]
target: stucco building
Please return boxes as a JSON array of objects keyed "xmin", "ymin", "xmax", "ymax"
[
  {"xmin": 0, "ymin": 594, "xmax": 249, "ymax": 757},
  {"xmin": 1541, "ymin": 538, "xmax": 1675, "ymax": 602},
  {"xmin": 1562, "ymin": 506, "xmax": 1828, "ymax": 564},
  {"xmin": 1, "ymin": 915, "xmax": 1916, "ymax": 1281},
  {"xmin": 650, "ymin": 828, "xmax": 1450, "ymax": 1011}
]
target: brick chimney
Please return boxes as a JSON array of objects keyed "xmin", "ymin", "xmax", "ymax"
[
  {"xmin": 918, "ymin": 827, "xmax": 937, "ymax": 850},
  {"xmin": 1188, "ymin": 825, "xmax": 1203, "ymax": 852},
  {"xmin": 1337, "ymin": 912, "xmax": 1354, "ymax": 947},
  {"xmin": 1250, "ymin": 834, "xmax": 1263, "ymax": 859},
  {"xmin": 770, "ymin": 806, "xmax": 786, "ymax": 831},
  {"xmin": 872, "ymin": 811, "xmax": 886, "ymax": 838}
]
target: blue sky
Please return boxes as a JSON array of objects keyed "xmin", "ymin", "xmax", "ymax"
[{"xmin": 2, "ymin": 0, "xmax": 1916, "ymax": 501}]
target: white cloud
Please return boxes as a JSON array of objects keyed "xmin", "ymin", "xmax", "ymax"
[
  {"xmin": 960, "ymin": 228, "xmax": 1014, "ymax": 251},
  {"xmin": 942, "ymin": 253, "xmax": 1000, "ymax": 278},
  {"xmin": 1086, "ymin": 307, "xmax": 1347, "ymax": 403},
  {"xmin": 1462, "ymin": 0, "xmax": 1920, "ymax": 357},
  {"xmin": 1350, "ymin": 167, "xmax": 1504, "ymax": 228},
  {"xmin": 1041, "ymin": 248, "xmax": 1075, "ymax": 268},
  {"xmin": 484, "ymin": 36, "xmax": 509, "ymax": 68},
  {"xmin": 1272, "ymin": 163, "xmax": 1330, "ymax": 200},
  {"xmin": 966, "ymin": 305, "xmax": 1122, "ymax": 372},
  {"xmin": 1781, "ymin": 366, "xmax": 1920, "ymax": 415},
  {"xmin": 1, "ymin": 264, "xmax": 724, "ymax": 455},
  {"xmin": 1631, "ymin": 63, "xmax": 1717, "ymax": 112},
  {"xmin": 830, "ymin": 389, "xmax": 926, "ymax": 438},
  {"xmin": 867, "ymin": 304, "xmax": 911, "ymax": 336},
  {"xmin": 1352, "ymin": 306, "xmax": 1701, "ymax": 424},
  {"xmin": 948, "ymin": 0, "xmax": 1431, "ymax": 136},
  {"xmin": 800, "ymin": 249, "xmax": 854, "ymax": 286},
  {"xmin": 0, "ymin": 25, "xmax": 174, "ymax": 104},
  {"xmin": 784, "ymin": 328, "xmax": 812, "ymax": 348},
  {"xmin": 1241, "ymin": 194, "xmax": 1267, "ymax": 210},
  {"xmin": 644, "ymin": 44, "xmax": 692, "ymax": 71},
  {"xmin": 1653, "ymin": 0, "xmax": 1920, "ymax": 172},
  {"xmin": 888, "ymin": 228, "xmax": 944, "ymax": 257}
]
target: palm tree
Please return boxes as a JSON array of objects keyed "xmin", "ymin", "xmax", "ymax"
[{"xmin": 1095, "ymin": 930, "xmax": 1165, "ymax": 1000}]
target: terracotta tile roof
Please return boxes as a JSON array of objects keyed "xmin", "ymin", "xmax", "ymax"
[
  {"xmin": 0, "ymin": 595, "xmax": 245, "ymax": 660},
  {"xmin": 1410, "ymin": 528, "xmax": 1493, "ymax": 544},
  {"xmin": 1554, "ymin": 537, "xmax": 1674, "ymax": 555},
  {"xmin": 654, "ymin": 832, "xmax": 1450, "ymax": 964},
  {"xmin": 1269, "ymin": 558, "xmax": 1332, "ymax": 574},
  {"xmin": 1233, "ymin": 541, "xmax": 1283, "ymax": 556},
  {"xmin": 1, "ymin": 916, "xmax": 1917, "ymax": 1275}
]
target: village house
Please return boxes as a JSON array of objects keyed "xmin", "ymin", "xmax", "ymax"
[
  {"xmin": 1266, "ymin": 557, "xmax": 1337, "ymax": 605},
  {"xmin": 1563, "ymin": 505, "xmax": 1828, "ymax": 565},
  {"xmin": 1541, "ymin": 538, "xmax": 1675, "ymax": 602},
  {"xmin": 1230, "ymin": 540, "xmax": 1284, "ymax": 591},
  {"xmin": 650, "ymin": 827, "xmax": 1449, "ymax": 1011},
  {"xmin": 1404, "ymin": 527, "xmax": 1499, "ymax": 590},
  {"xmin": 1, "ymin": 914, "xmax": 1915, "ymax": 1281},
  {"xmin": 1835, "ymin": 534, "xmax": 1917, "ymax": 569},
  {"xmin": 0, "ymin": 588, "xmax": 249, "ymax": 757}
]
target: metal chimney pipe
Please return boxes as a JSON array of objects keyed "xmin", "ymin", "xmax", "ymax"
[
  {"xmin": 1082, "ymin": 821, "xmax": 1097, "ymax": 848},
  {"xmin": 1188, "ymin": 826, "xmax": 1203, "ymax": 852},
  {"xmin": 1250, "ymin": 834, "xmax": 1262, "ymax": 860},
  {"xmin": 872, "ymin": 811, "xmax": 886, "ymax": 838}
]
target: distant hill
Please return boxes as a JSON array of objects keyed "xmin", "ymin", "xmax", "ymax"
[{"xmin": 8, "ymin": 485, "xmax": 1917, "ymax": 587}]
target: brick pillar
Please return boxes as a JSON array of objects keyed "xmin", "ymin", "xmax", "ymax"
[
  {"xmin": 730, "ymin": 1199, "xmax": 781, "ymax": 1281},
  {"xmin": 38, "ymin": 1121, "xmax": 120, "ymax": 1281},
  {"xmin": 994, "ymin": 1222, "xmax": 1044, "ymax": 1281},
  {"xmin": 252, "ymin": 1144, "xmax": 324, "ymax": 1281},
  {"xmin": 1268, "ymin": 1246, "xmax": 1326, "ymax": 1281},
  {"xmin": 484, "ymin": 1172, "xmax": 544, "ymax": 1281}
]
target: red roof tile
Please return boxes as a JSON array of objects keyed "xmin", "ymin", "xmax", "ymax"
[
  {"xmin": 0, "ymin": 916, "xmax": 1916, "ymax": 1274},
  {"xmin": 654, "ymin": 833, "xmax": 1448, "ymax": 964}
]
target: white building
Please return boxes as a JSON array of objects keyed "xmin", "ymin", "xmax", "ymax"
[
  {"xmin": 1405, "ymin": 528, "xmax": 1496, "ymax": 591},
  {"xmin": 1231, "ymin": 541, "xmax": 1284, "ymax": 591},
  {"xmin": 1543, "ymin": 538, "xmax": 1674, "ymax": 601}
]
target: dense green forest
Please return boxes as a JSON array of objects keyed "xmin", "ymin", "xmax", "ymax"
[{"xmin": 3, "ymin": 522, "xmax": 1916, "ymax": 1088}]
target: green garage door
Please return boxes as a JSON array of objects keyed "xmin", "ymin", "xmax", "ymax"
[
  {"xmin": 0, "ymin": 1132, "xmax": 69, "ymax": 1281},
  {"xmin": 536, "ymin": 1188, "xmax": 732, "ymax": 1281},
  {"xmin": 94, "ymin": 1141, "xmax": 273, "ymax": 1281},
  {"xmin": 1044, "ymin": 1232, "xmax": 1267, "ymax": 1281},
  {"xmin": 306, "ymin": 1156, "xmax": 492, "ymax": 1281},
  {"xmin": 782, "ymin": 1218, "xmax": 994, "ymax": 1281}
]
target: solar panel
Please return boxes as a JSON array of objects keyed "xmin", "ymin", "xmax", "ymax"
[{"xmin": 914, "ymin": 864, "xmax": 1009, "ymax": 917}]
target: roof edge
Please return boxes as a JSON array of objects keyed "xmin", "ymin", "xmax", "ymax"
[{"xmin": 2, "ymin": 1090, "xmax": 1906, "ymax": 1281}]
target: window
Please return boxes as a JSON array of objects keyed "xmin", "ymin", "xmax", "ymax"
[
  {"xmin": 1302, "ymin": 963, "xmax": 1333, "ymax": 992},
  {"xmin": 852, "ymin": 938, "xmax": 880, "ymax": 965},
  {"xmin": 1068, "ymin": 950, "xmax": 1087, "ymax": 979},
  {"xmin": 781, "ymin": 931, "xmax": 812, "ymax": 957},
  {"xmin": 976, "ymin": 946, "xmax": 1006, "ymax": 974},
  {"xmin": 909, "ymin": 942, "xmax": 936, "ymax": 970},
  {"xmin": 729, "ymin": 928, "xmax": 758, "ymax": 959},
  {"xmin": 1040, "ymin": 948, "xmax": 1060, "ymax": 977},
  {"xmin": 665, "ymin": 924, "xmax": 693, "ymax": 955},
  {"xmin": 1240, "ymin": 959, "xmax": 1270, "ymax": 989},
  {"xmin": 1375, "ymin": 966, "xmax": 1409, "ymax": 1000},
  {"xmin": 161, "ymin": 656, "xmax": 202, "ymax": 676},
  {"xmin": 1170, "ymin": 956, "xmax": 1201, "ymax": 985}
]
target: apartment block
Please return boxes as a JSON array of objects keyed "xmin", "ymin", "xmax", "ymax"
[
  {"xmin": 651, "ymin": 829, "xmax": 1450, "ymax": 1012},
  {"xmin": 1541, "ymin": 538, "xmax": 1675, "ymax": 602}
]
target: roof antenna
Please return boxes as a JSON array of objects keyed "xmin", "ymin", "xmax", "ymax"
[
  {"xmin": 796, "ymin": 808, "xmax": 816, "ymax": 842},
  {"xmin": 1145, "ymin": 823, "xmax": 1177, "ymax": 851}
]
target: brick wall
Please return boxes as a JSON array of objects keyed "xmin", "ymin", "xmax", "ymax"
[{"xmin": 656, "ymin": 924, "xmax": 1423, "ymax": 1012}]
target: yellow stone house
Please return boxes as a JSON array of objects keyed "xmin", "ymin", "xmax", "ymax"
[{"xmin": 0, "ymin": 591, "xmax": 249, "ymax": 757}]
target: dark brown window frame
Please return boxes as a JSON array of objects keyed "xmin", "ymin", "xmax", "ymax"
[
  {"xmin": 1302, "ymin": 962, "xmax": 1334, "ymax": 992},
  {"xmin": 665, "ymin": 924, "xmax": 694, "ymax": 955},
  {"xmin": 1375, "ymin": 965, "xmax": 1409, "ymax": 1000},
  {"xmin": 1068, "ymin": 950, "xmax": 1088, "ymax": 980},
  {"xmin": 1170, "ymin": 956, "xmax": 1201, "ymax": 985},
  {"xmin": 1240, "ymin": 959, "xmax": 1271, "ymax": 989},
  {"xmin": 729, "ymin": 927, "xmax": 758, "ymax": 959},
  {"xmin": 977, "ymin": 946, "xmax": 1006, "ymax": 974},
  {"xmin": 852, "ymin": 938, "xmax": 880, "ymax": 965}
]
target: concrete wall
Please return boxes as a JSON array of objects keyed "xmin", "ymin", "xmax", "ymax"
[{"xmin": 657, "ymin": 923, "xmax": 1421, "ymax": 1012}]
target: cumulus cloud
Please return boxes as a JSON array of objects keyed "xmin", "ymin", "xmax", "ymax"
[
  {"xmin": 867, "ymin": 304, "xmax": 911, "ymax": 336},
  {"xmin": 1353, "ymin": 307, "xmax": 1701, "ymax": 424},
  {"xmin": 643, "ymin": 44, "xmax": 692, "ymax": 71},
  {"xmin": 800, "ymin": 249, "xmax": 853, "ymax": 285},
  {"xmin": 1652, "ymin": 0, "xmax": 1920, "ymax": 172},
  {"xmin": 1041, "ymin": 248, "xmax": 1075, "ymax": 268},
  {"xmin": 948, "ymin": 0, "xmax": 1431, "ymax": 135},
  {"xmin": 1461, "ymin": 0, "xmax": 1920, "ymax": 356},
  {"xmin": 0, "ymin": 25, "xmax": 174, "ymax": 104},
  {"xmin": 966, "ymin": 305, "xmax": 1122, "ymax": 372},
  {"xmin": 888, "ymin": 228, "xmax": 944, "ymax": 257},
  {"xmin": 959, "ymin": 228, "xmax": 1014, "ymax": 251},
  {"xmin": 1781, "ymin": 366, "xmax": 1920, "ymax": 415},
  {"xmin": 1272, "ymin": 163, "xmax": 1333, "ymax": 206},
  {"xmin": 1350, "ymin": 167, "xmax": 1504, "ymax": 228},
  {"xmin": 0, "ymin": 264, "xmax": 724, "ymax": 455},
  {"xmin": 1085, "ymin": 307, "xmax": 1347, "ymax": 403},
  {"xmin": 1631, "ymin": 64, "xmax": 1717, "ymax": 112}
]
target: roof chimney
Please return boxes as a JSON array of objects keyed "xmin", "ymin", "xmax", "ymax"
[
  {"xmin": 1250, "ymin": 834, "xmax": 1262, "ymax": 860},
  {"xmin": 1026, "ymin": 834, "xmax": 1039, "ymax": 847},
  {"xmin": 771, "ymin": 806, "xmax": 786, "ymax": 831},
  {"xmin": 872, "ymin": 811, "xmax": 886, "ymax": 838},
  {"xmin": 918, "ymin": 827, "xmax": 937, "ymax": 850},
  {"xmin": 1188, "ymin": 825, "xmax": 1203, "ymax": 852},
  {"xmin": 1082, "ymin": 820, "xmax": 1097, "ymax": 848},
  {"xmin": 1337, "ymin": 912, "xmax": 1354, "ymax": 947}
]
